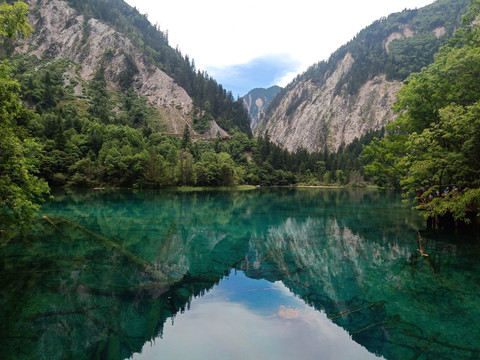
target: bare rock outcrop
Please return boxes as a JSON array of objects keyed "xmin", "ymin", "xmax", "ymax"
[
  {"xmin": 255, "ymin": 53, "xmax": 401, "ymax": 152},
  {"xmin": 19, "ymin": 0, "xmax": 193, "ymax": 133}
]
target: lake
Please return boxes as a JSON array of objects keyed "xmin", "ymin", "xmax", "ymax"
[{"xmin": 1, "ymin": 188, "xmax": 479, "ymax": 360}]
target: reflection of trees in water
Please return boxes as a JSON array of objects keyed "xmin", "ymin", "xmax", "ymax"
[
  {"xmin": 46, "ymin": 188, "xmax": 422, "ymax": 248},
  {"xmin": 1, "ymin": 189, "xmax": 478, "ymax": 360},
  {"xmin": 0, "ymin": 216, "xmax": 240, "ymax": 360}
]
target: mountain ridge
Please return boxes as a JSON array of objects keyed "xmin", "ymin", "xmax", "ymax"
[
  {"xmin": 14, "ymin": 0, "xmax": 251, "ymax": 136},
  {"xmin": 22, "ymin": 0, "xmax": 194, "ymax": 133},
  {"xmin": 255, "ymin": 0, "xmax": 469, "ymax": 152}
]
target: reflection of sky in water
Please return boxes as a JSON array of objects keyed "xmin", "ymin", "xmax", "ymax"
[{"xmin": 131, "ymin": 271, "xmax": 382, "ymax": 360}]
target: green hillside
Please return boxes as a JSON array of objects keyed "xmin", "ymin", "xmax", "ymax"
[
  {"xmin": 64, "ymin": 0, "xmax": 251, "ymax": 134},
  {"xmin": 363, "ymin": 0, "xmax": 480, "ymax": 222}
]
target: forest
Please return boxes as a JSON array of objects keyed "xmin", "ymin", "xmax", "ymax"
[
  {"xmin": 5, "ymin": 47, "xmax": 373, "ymax": 191},
  {"xmin": 4, "ymin": 50, "xmax": 371, "ymax": 191},
  {"xmin": 64, "ymin": 0, "xmax": 252, "ymax": 135}
]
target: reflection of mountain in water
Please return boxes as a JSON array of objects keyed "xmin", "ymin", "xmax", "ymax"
[
  {"xmin": 1, "ymin": 189, "xmax": 479, "ymax": 360},
  {"xmin": 242, "ymin": 215, "xmax": 480, "ymax": 359}
]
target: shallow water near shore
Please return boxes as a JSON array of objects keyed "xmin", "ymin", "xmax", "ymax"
[{"xmin": 1, "ymin": 188, "xmax": 479, "ymax": 360}]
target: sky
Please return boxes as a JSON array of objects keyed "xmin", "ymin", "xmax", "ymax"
[{"xmin": 125, "ymin": 0, "xmax": 435, "ymax": 97}]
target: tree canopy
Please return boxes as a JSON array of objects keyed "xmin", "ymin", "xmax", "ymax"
[
  {"xmin": 0, "ymin": 1, "xmax": 49, "ymax": 230},
  {"xmin": 0, "ymin": 1, "xmax": 32, "ymax": 39}
]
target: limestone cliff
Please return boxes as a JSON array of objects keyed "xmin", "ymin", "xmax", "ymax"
[{"xmin": 255, "ymin": 53, "xmax": 401, "ymax": 152}]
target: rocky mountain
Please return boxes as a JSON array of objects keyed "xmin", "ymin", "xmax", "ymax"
[
  {"xmin": 255, "ymin": 0, "xmax": 469, "ymax": 152},
  {"xmin": 18, "ymin": 0, "xmax": 192, "ymax": 133},
  {"xmin": 12, "ymin": 0, "xmax": 249, "ymax": 136},
  {"xmin": 242, "ymin": 86, "xmax": 282, "ymax": 130}
]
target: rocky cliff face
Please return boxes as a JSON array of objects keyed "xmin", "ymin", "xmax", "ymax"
[
  {"xmin": 254, "ymin": 0, "xmax": 469, "ymax": 152},
  {"xmin": 255, "ymin": 54, "xmax": 401, "ymax": 152},
  {"xmin": 243, "ymin": 86, "xmax": 282, "ymax": 130},
  {"xmin": 18, "ymin": 0, "xmax": 194, "ymax": 133}
]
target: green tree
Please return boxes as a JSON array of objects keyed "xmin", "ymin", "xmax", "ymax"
[
  {"xmin": 142, "ymin": 152, "xmax": 168, "ymax": 188},
  {"xmin": 362, "ymin": 133, "xmax": 408, "ymax": 188},
  {"xmin": 0, "ymin": 1, "xmax": 32, "ymax": 39},
  {"xmin": 175, "ymin": 149, "xmax": 195, "ymax": 186},
  {"xmin": 181, "ymin": 123, "xmax": 191, "ymax": 149},
  {"xmin": 68, "ymin": 158, "xmax": 99, "ymax": 188},
  {"xmin": 217, "ymin": 152, "xmax": 236, "ymax": 186},
  {"xmin": 0, "ymin": 1, "xmax": 49, "ymax": 229},
  {"xmin": 364, "ymin": 1, "xmax": 480, "ymax": 222},
  {"xmin": 87, "ymin": 67, "xmax": 112, "ymax": 123},
  {"xmin": 401, "ymin": 103, "xmax": 480, "ymax": 221}
]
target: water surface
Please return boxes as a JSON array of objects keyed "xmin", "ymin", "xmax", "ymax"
[{"xmin": 1, "ymin": 188, "xmax": 479, "ymax": 360}]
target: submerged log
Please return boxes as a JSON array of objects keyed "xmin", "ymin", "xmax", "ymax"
[
  {"xmin": 417, "ymin": 232, "xmax": 428, "ymax": 257},
  {"xmin": 53, "ymin": 217, "xmax": 168, "ymax": 283},
  {"xmin": 42, "ymin": 215, "xmax": 67, "ymax": 237},
  {"xmin": 327, "ymin": 300, "xmax": 386, "ymax": 320}
]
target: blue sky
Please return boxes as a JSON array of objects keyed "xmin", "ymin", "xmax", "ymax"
[
  {"xmin": 208, "ymin": 54, "xmax": 301, "ymax": 97},
  {"xmin": 126, "ymin": 0, "xmax": 435, "ymax": 96}
]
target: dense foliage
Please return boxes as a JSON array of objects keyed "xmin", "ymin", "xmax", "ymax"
[
  {"xmin": 0, "ymin": 1, "xmax": 49, "ymax": 229},
  {"xmin": 363, "ymin": 0, "xmax": 480, "ymax": 222},
  {"xmin": 4, "ymin": 50, "xmax": 374, "ymax": 190}
]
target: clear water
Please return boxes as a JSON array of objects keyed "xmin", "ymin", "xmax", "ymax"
[{"xmin": 1, "ymin": 188, "xmax": 479, "ymax": 360}]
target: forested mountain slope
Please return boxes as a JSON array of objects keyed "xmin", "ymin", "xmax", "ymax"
[
  {"xmin": 255, "ymin": 0, "xmax": 469, "ymax": 152},
  {"xmin": 363, "ymin": 0, "xmax": 480, "ymax": 223},
  {"xmin": 8, "ymin": 0, "xmax": 250, "ymax": 135},
  {"xmin": 0, "ymin": 0, "xmax": 262, "ymax": 193}
]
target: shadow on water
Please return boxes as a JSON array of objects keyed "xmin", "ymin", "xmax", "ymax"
[{"xmin": 0, "ymin": 188, "xmax": 479, "ymax": 360}]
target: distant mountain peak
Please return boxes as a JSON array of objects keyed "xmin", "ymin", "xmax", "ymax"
[{"xmin": 242, "ymin": 86, "xmax": 282, "ymax": 130}]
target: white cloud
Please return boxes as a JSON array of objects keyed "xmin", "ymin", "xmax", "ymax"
[
  {"xmin": 130, "ymin": 275, "xmax": 383, "ymax": 360},
  {"xmin": 126, "ymin": 0, "xmax": 435, "ymax": 88}
]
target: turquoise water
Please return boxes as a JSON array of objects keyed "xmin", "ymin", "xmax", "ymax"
[{"xmin": 1, "ymin": 188, "xmax": 479, "ymax": 360}]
